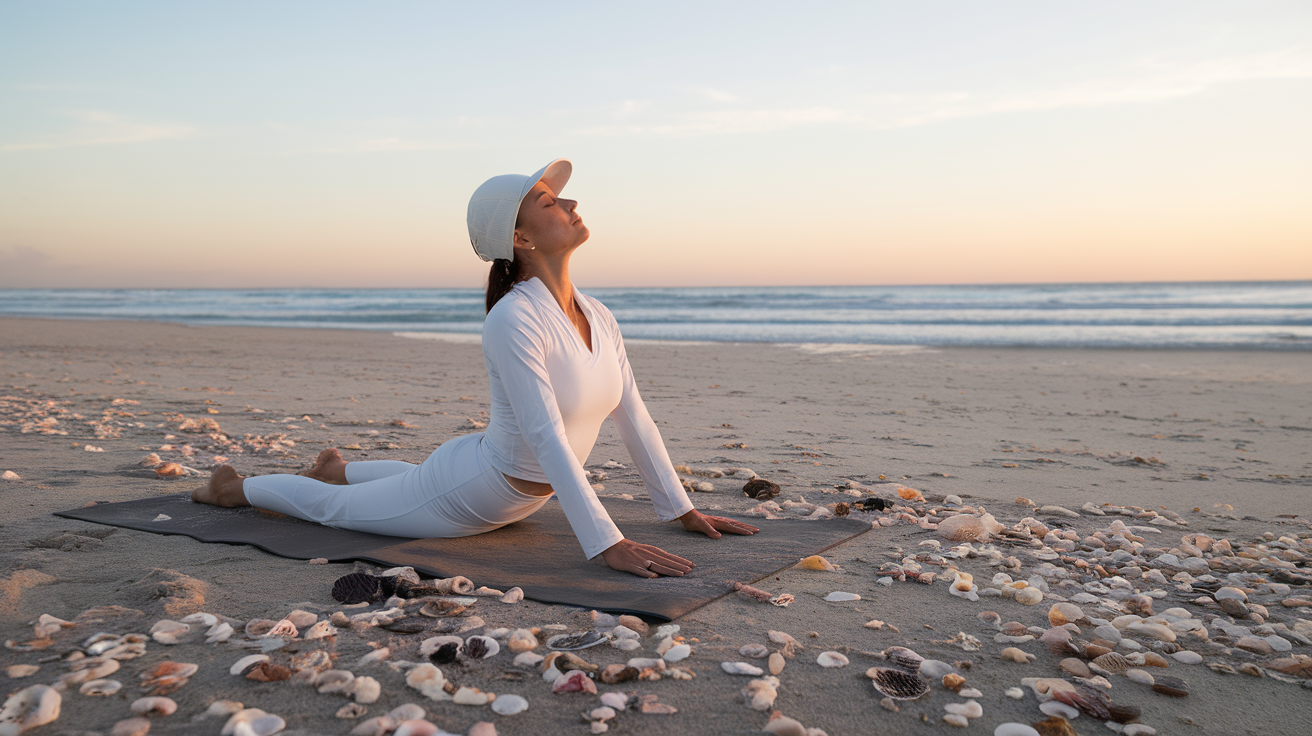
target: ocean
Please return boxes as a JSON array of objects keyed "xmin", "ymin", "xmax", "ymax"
[{"xmin": 1, "ymin": 282, "xmax": 1309, "ymax": 350}]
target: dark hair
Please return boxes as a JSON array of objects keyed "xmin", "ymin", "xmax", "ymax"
[{"xmin": 486, "ymin": 258, "xmax": 521, "ymax": 313}]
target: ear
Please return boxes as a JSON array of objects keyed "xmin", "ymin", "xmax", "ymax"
[{"xmin": 512, "ymin": 228, "xmax": 530, "ymax": 249}]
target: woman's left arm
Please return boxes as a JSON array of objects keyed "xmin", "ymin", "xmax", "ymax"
[{"xmin": 603, "ymin": 306, "xmax": 758, "ymax": 538}]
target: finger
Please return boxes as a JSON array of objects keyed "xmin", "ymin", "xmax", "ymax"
[
  {"xmin": 713, "ymin": 517, "xmax": 759, "ymax": 533},
  {"xmin": 648, "ymin": 548, "xmax": 695, "ymax": 569},
  {"xmin": 632, "ymin": 562, "xmax": 658, "ymax": 579},
  {"xmin": 648, "ymin": 561, "xmax": 686, "ymax": 577}
]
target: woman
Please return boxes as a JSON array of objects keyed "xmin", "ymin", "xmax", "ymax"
[{"xmin": 192, "ymin": 159, "xmax": 758, "ymax": 577}]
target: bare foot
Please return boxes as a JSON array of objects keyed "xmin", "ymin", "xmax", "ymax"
[
  {"xmin": 299, "ymin": 448, "xmax": 349, "ymax": 484},
  {"xmin": 191, "ymin": 465, "xmax": 250, "ymax": 507}
]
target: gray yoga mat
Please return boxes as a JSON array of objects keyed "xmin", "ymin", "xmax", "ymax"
[{"xmin": 55, "ymin": 493, "xmax": 871, "ymax": 621}]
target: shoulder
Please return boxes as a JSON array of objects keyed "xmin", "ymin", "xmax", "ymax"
[{"xmin": 483, "ymin": 286, "xmax": 547, "ymax": 344}]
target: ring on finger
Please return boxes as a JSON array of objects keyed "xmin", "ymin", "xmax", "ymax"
[{"xmin": 644, "ymin": 560, "xmax": 654, "ymax": 570}]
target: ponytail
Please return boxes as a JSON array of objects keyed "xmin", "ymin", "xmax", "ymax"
[{"xmin": 485, "ymin": 258, "xmax": 520, "ymax": 313}]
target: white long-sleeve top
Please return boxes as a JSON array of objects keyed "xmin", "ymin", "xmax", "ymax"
[{"xmin": 480, "ymin": 277, "xmax": 696, "ymax": 559}]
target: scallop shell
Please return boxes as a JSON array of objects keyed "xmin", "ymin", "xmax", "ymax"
[
  {"xmin": 463, "ymin": 636, "xmax": 499, "ymax": 660},
  {"xmin": 867, "ymin": 667, "xmax": 929, "ymax": 700},
  {"xmin": 1091, "ymin": 652, "xmax": 1133, "ymax": 674},
  {"xmin": 546, "ymin": 631, "xmax": 607, "ymax": 651},
  {"xmin": 742, "ymin": 478, "xmax": 780, "ymax": 500},
  {"xmin": 882, "ymin": 646, "xmax": 924, "ymax": 672}
]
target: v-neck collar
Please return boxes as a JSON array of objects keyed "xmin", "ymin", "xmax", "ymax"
[{"xmin": 522, "ymin": 277, "xmax": 597, "ymax": 355}]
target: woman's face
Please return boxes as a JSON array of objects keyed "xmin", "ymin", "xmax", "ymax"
[{"xmin": 513, "ymin": 180, "xmax": 589, "ymax": 256}]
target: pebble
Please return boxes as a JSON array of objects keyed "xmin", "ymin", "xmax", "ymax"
[
  {"xmin": 721, "ymin": 662, "xmax": 764, "ymax": 676},
  {"xmin": 491, "ymin": 694, "xmax": 528, "ymax": 715},
  {"xmin": 995, "ymin": 725, "xmax": 1041, "ymax": 736},
  {"xmin": 943, "ymin": 714, "xmax": 970, "ymax": 727}
]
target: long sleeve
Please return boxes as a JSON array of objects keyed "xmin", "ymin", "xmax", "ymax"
[
  {"xmin": 605, "ymin": 310, "xmax": 697, "ymax": 522},
  {"xmin": 482, "ymin": 305, "xmax": 625, "ymax": 559}
]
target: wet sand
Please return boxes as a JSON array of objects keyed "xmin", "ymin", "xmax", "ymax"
[{"xmin": 1, "ymin": 316, "xmax": 1309, "ymax": 735}]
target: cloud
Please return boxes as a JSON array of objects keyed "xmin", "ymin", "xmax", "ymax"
[
  {"xmin": 1, "ymin": 110, "xmax": 197, "ymax": 151},
  {"xmin": 583, "ymin": 106, "xmax": 857, "ymax": 137},
  {"xmin": 873, "ymin": 49, "xmax": 1312, "ymax": 129}
]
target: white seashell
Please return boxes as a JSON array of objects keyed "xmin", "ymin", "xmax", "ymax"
[
  {"xmin": 221, "ymin": 709, "xmax": 267, "ymax": 736},
  {"xmin": 352, "ymin": 676, "xmax": 381, "ymax": 704},
  {"xmin": 610, "ymin": 625, "xmax": 640, "ymax": 640},
  {"xmin": 110, "ymin": 717, "xmax": 151, "ymax": 736},
  {"xmin": 181, "ymin": 612, "xmax": 219, "ymax": 627},
  {"xmin": 405, "ymin": 664, "xmax": 450, "ymax": 701},
  {"xmin": 0, "ymin": 685, "xmax": 61, "ymax": 734},
  {"xmin": 452, "ymin": 686, "xmax": 492, "ymax": 705},
  {"xmin": 206, "ymin": 622, "xmax": 235, "ymax": 643},
  {"xmin": 315, "ymin": 670, "xmax": 356, "ymax": 695},
  {"xmin": 1039, "ymin": 701, "xmax": 1080, "ymax": 719},
  {"xmin": 387, "ymin": 704, "xmax": 425, "ymax": 722},
  {"xmin": 392, "ymin": 721, "xmax": 440, "ymax": 736},
  {"xmin": 463, "ymin": 635, "xmax": 499, "ymax": 659},
  {"xmin": 599, "ymin": 691, "xmax": 627, "ymax": 710},
  {"xmin": 663, "ymin": 644, "xmax": 692, "ymax": 662},
  {"xmin": 541, "ymin": 665, "xmax": 562, "ymax": 683},
  {"xmin": 824, "ymin": 591, "xmax": 861, "ymax": 602},
  {"xmin": 79, "ymin": 679, "xmax": 122, "ymax": 695},
  {"xmin": 1171, "ymin": 650, "xmax": 1202, "ymax": 664},
  {"xmin": 944, "ymin": 713, "xmax": 970, "ymax": 727},
  {"xmin": 473, "ymin": 586, "xmax": 504, "ymax": 597},
  {"xmin": 303, "ymin": 621, "xmax": 337, "ymax": 640},
  {"xmin": 654, "ymin": 624, "xmax": 680, "ymax": 639},
  {"xmin": 131, "ymin": 696, "xmax": 177, "ymax": 716},
  {"xmin": 6, "ymin": 664, "xmax": 39, "ymax": 678},
  {"xmin": 610, "ymin": 639, "xmax": 641, "ymax": 652},
  {"xmin": 817, "ymin": 651, "xmax": 849, "ymax": 668},
  {"xmin": 419, "ymin": 635, "xmax": 463, "ymax": 656},
  {"xmin": 721, "ymin": 662, "xmax": 764, "ymax": 676},
  {"xmin": 230, "ymin": 655, "xmax": 269, "ymax": 676},
  {"xmin": 201, "ymin": 701, "xmax": 245, "ymax": 719},
  {"xmin": 994, "ymin": 725, "xmax": 1041, "ymax": 736},
  {"xmin": 491, "ymin": 693, "xmax": 528, "ymax": 715},
  {"xmin": 507, "ymin": 629, "xmax": 538, "ymax": 653},
  {"xmin": 590, "ymin": 706, "xmax": 616, "ymax": 721},
  {"xmin": 1004, "ymin": 687, "xmax": 1025, "ymax": 699},
  {"xmin": 500, "ymin": 587, "xmax": 524, "ymax": 603},
  {"xmin": 513, "ymin": 651, "xmax": 544, "ymax": 668},
  {"xmin": 945, "ymin": 700, "xmax": 983, "ymax": 719},
  {"xmin": 740, "ymin": 643, "xmax": 769, "ymax": 658},
  {"xmin": 959, "ymin": 687, "xmax": 983, "ymax": 698},
  {"xmin": 150, "ymin": 619, "xmax": 190, "ymax": 645},
  {"xmin": 1015, "ymin": 587, "xmax": 1044, "ymax": 606}
]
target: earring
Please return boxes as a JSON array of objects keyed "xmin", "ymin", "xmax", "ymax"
[{"xmin": 530, "ymin": 246, "xmax": 536, "ymax": 250}]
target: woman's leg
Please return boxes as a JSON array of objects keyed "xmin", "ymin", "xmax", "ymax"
[
  {"xmin": 345, "ymin": 460, "xmax": 418, "ymax": 484},
  {"xmin": 239, "ymin": 433, "xmax": 549, "ymax": 538}
]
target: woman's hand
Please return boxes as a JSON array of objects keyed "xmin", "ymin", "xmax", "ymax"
[
  {"xmin": 678, "ymin": 508, "xmax": 760, "ymax": 539},
  {"xmin": 601, "ymin": 539, "xmax": 695, "ymax": 579}
]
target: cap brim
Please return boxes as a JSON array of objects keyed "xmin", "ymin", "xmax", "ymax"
[{"xmin": 520, "ymin": 158, "xmax": 572, "ymax": 202}]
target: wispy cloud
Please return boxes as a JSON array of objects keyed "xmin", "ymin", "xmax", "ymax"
[
  {"xmin": 583, "ymin": 107, "xmax": 856, "ymax": 137},
  {"xmin": 2, "ymin": 110, "xmax": 197, "ymax": 151},
  {"xmin": 873, "ymin": 49, "xmax": 1312, "ymax": 129}
]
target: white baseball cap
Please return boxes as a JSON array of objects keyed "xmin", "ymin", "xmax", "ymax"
[{"xmin": 467, "ymin": 158, "xmax": 572, "ymax": 262}]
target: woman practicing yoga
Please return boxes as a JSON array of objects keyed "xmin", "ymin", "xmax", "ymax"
[{"xmin": 192, "ymin": 158, "xmax": 758, "ymax": 577}]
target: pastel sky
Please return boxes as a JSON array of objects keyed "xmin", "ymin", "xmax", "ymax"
[{"xmin": 2, "ymin": 2, "xmax": 1310, "ymax": 288}]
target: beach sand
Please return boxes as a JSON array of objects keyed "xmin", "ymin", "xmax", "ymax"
[{"xmin": 1, "ymin": 316, "xmax": 1309, "ymax": 735}]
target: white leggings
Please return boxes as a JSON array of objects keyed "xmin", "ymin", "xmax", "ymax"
[{"xmin": 241, "ymin": 433, "xmax": 552, "ymax": 538}]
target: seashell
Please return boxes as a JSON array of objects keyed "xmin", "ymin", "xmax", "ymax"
[
  {"xmin": 1048, "ymin": 603, "xmax": 1084, "ymax": 627},
  {"xmin": 491, "ymin": 693, "xmax": 528, "ymax": 715},
  {"xmin": 316, "ymin": 670, "xmax": 356, "ymax": 695},
  {"xmin": 352, "ymin": 676, "xmax": 381, "ymax": 704},
  {"xmin": 867, "ymin": 667, "xmax": 929, "ymax": 700},
  {"xmin": 140, "ymin": 661, "xmax": 198, "ymax": 695},
  {"xmin": 389, "ymin": 705, "xmax": 426, "ymax": 722},
  {"xmin": 1151, "ymin": 674, "xmax": 1189, "ymax": 697},
  {"xmin": 894, "ymin": 484, "xmax": 925, "ymax": 502},
  {"xmin": 1059, "ymin": 659, "xmax": 1090, "ymax": 678},
  {"xmin": 206, "ymin": 622, "xmax": 235, "ymax": 643},
  {"xmin": 230, "ymin": 655, "xmax": 269, "ymax": 676},
  {"xmin": 264, "ymin": 619, "xmax": 298, "ymax": 639},
  {"xmin": 246, "ymin": 662, "xmax": 291, "ymax": 682},
  {"xmin": 283, "ymin": 609, "xmax": 317, "ymax": 628},
  {"xmin": 1139, "ymin": 652, "xmax": 1169, "ymax": 668},
  {"xmin": 417, "ymin": 599, "xmax": 466, "ymax": 618},
  {"xmin": 1000, "ymin": 648, "xmax": 1035, "ymax": 663},
  {"xmin": 110, "ymin": 717, "xmax": 151, "ymax": 736},
  {"xmin": 721, "ymin": 661, "xmax": 765, "ymax": 676},
  {"xmin": 156, "ymin": 463, "xmax": 185, "ymax": 477},
  {"xmin": 244, "ymin": 619, "xmax": 277, "ymax": 637},
  {"xmin": 506, "ymin": 629, "xmax": 538, "ymax": 653},
  {"xmin": 824, "ymin": 591, "xmax": 860, "ymax": 602},
  {"xmin": 740, "ymin": 643, "xmax": 769, "ymax": 658},
  {"xmin": 1038, "ymin": 700, "xmax": 1080, "ymax": 719},
  {"xmin": 404, "ymin": 664, "xmax": 448, "ymax": 701},
  {"xmin": 6, "ymin": 665, "xmax": 39, "ymax": 679},
  {"xmin": 768, "ymin": 652, "xmax": 786, "ymax": 675},
  {"xmin": 994, "ymin": 725, "xmax": 1041, "ymax": 736},
  {"xmin": 131, "ymin": 697, "xmax": 177, "ymax": 717},
  {"xmin": 877, "ymin": 647, "xmax": 920, "ymax": 672},
  {"xmin": 1015, "ymin": 587, "xmax": 1044, "ymax": 605},
  {"xmin": 332, "ymin": 573, "xmax": 387, "ymax": 605},
  {"xmin": 500, "ymin": 587, "xmax": 524, "ymax": 604},
  {"xmin": 816, "ymin": 651, "xmax": 849, "ymax": 668},
  {"xmin": 942, "ymin": 673, "xmax": 966, "ymax": 691},
  {"xmin": 79, "ymin": 679, "xmax": 122, "ymax": 695},
  {"xmin": 741, "ymin": 676, "xmax": 779, "ymax": 711},
  {"xmin": 551, "ymin": 669, "xmax": 597, "ymax": 694},
  {"xmin": 0, "ymin": 685, "xmax": 61, "ymax": 734},
  {"xmin": 302, "ymin": 620, "xmax": 337, "ymax": 640},
  {"xmin": 951, "ymin": 572, "xmax": 974, "ymax": 592},
  {"xmin": 1005, "ymin": 687, "xmax": 1024, "ymax": 699},
  {"xmin": 938, "ymin": 515, "xmax": 989, "ymax": 542},
  {"xmin": 742, "ymin": 478, "xmax": 781, "ymax": 500},
  {"xmin": 796, "ymin": 555, "xmax": 838, "ymax": 571},
  {"xmin": 663, "ymin": 644, "xmax": 691, "ymax": 662},
  {"xmin": 546, "ymin": 631, "xmax": 607, "ymax": 651},
  {"xmin": 392, "ymin": 721, "xmax": 440, "ymax": 736},
  {"xmin": 944, "ymin": 713, "xmax": 970, "ymax": 727},
  {"xmin": 1052, "ymin": 683, "xmax": 1140, "ymax": 723},
  {"xmin": 70, "ymin": 657, "xmax": 120, "ymax": 679},
  {"xmin": 150, "ymin": 619, "xmax": 190, "ymax": 645},
  {"xmin": 463, "ymin": 635, "xmax": 499, "ymax": 660},
  {"xmin": 180, "ymin": 612, "xmax": 218, "ymax": 627},
  {"xmin": 336, "ymin": 703, "xmax": 368, "ymax": 719},
  {"xmin": 544, "ymin": 652, "xmax": 597, "ymax": 673},
  {"xmin": 1125, "ymin": 669, "xmax": 1155, "ymax": 685},
  {"xmin": 599, "ymin": 664, "xmax": 639, "ymax": 684},
  {"xmin": 945, "ymin": 700, "xmax": 983, "ymax": 719},
  {"xmin": 472, "ymin": 586, "xmax": 503, "ymax": 597},
  {"xmin": 201, "ymin": 701, "xmax": 245, "ymax": 719}
]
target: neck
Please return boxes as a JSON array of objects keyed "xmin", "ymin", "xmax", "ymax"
[{"xmin": 520, "ymin": 252, "xmax": 576, "ymax": 313}]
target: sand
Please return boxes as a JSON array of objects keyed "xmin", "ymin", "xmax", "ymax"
[{"xmin": 1, "ymin": 315, "xmax": 1309, "ymax": 735}]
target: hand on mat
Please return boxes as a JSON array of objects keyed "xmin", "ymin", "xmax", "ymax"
[
  {"xmin": 678, "ymin": 508, "xmax": 760, "ymax": 539},
  {"xmin": 602, "ymin": 539, "xmax": 695, "ymax": 578}
]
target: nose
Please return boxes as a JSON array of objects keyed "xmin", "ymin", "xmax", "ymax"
[{"xmin": 562, "ymin": 198, "xmax": 578, "ymax": 211}]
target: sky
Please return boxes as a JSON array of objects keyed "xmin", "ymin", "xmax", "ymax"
[{"xmin": 1, "ymin": 2, "xmax": 1310, "ymax": 289}]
